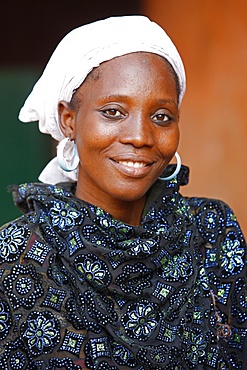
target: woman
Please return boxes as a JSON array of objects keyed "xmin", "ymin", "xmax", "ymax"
[{"xmin": 0, "ymin": 16, "xmax": 246, "ymax": 370}]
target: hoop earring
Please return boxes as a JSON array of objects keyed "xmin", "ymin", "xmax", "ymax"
[
  {"xmin": 57, "ymin": 137, "xmax": 79, "ymax": 172},
  {"xmin": 158, "ymin": 152, "xmax": 181, "ymax": 181}
]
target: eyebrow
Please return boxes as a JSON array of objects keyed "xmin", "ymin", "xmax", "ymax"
[
  {"xmin": 97, "ymin": 95, "xmax": 177, "ymax": 106},
  {"xmin": 156, "ymin": 98, "xmax": 177, "ymax": 106},
  {"xmin": 97, "ymin": 94, "xmax": 130, "ymax": 102}
]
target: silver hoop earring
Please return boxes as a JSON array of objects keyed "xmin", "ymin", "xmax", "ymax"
[
  {"xmin": 158, "ymin": 152, "xmax": 181, "ymax": 181},
  {"xmin": 57, "ymin": 137, "xmax": 79, "ymax": 172}
]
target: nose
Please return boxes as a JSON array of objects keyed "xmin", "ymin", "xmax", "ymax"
[{"xmin": 119, "ymin": 113, "xmax": 154, "ymax": 148}]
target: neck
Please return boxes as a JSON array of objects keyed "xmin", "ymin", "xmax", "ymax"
[
  {"xmin": 104, "ymin": 196, "xmax": 147, "ymax": 226},
  {"xmin": 75, "ymin": 187, "xmax": 146, "ymax": 226}
]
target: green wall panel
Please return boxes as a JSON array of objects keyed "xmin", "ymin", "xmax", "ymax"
[{"xmin": 0, "ymin": 69, "xmax": 53, "ymax": 226}]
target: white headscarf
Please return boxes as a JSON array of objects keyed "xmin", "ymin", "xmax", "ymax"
[{"xmin": 18, "ymin": 15, "xmax": 186, "ymax": 184}]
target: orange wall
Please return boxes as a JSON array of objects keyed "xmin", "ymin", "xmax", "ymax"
[{"xmin": 142, "ymin": 0, "xmax": 247, "ymax": 238}]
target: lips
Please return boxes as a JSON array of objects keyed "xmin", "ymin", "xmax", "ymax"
[{"xmin": 110, "ymin": 157, "xmax": 154, "ymax": 177}]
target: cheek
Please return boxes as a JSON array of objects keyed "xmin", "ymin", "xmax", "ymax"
[
  {"xmin": 174, "ymin": 128, "xmax": 180, "ymax": 147},
  {"xmin": 76, "ymin": 121, "xmax": 120, "ymax": 156},
  {"xmin": 75, "ymin": 125, "xmax": 112, "ymax": 159},
  {"xmin": 158, "ymin": 126, "xmax": 180, "ymax": 154}
]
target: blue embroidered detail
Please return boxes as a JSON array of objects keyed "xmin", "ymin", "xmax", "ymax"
[
  {"xmin": 26, "ymin": 240, "xmax": 50, "ymax": 264},
  {"xmin": 0, "ymin": 223, "xmax": 30, "ymax": 263},
  {"xmin": 157, "ymin": 320, "xmax": 177, "ymax": 342},
  {"xmin": 106, "ymin": 249, "xmax": 126, "ymax": 269},
  {"xmin": 21, "ymin": 311, "xmax": 60, "ymax": 356},
  {"xmin": 3, "ymin": 264, "xmax": 43, "ymax": 310},
  {"xmin": 88, "ymin": 336, "xmax": 111, "ymax": 358},
  {"xmin": 74, "ymin": 253, "xmax": 112, "ymax": 288},
  {"xmin": 115, "ymin": 263, "xmax": 152, "ymax": 295},
  {"xmin": 0, "ymin": 298, "xmax": 12, "ymax": 340},
  {"xmin": 216, "ymin": 283, "xmax": 231, "ymax": 305},
  {"xmin": 66, "ymin": 230, "xmax": 85, "ymax": 256},
  {"xmin": 59, "ymin": 329, "xmax": 85, "ymax": 356},
  {"xmin": 49, "ymin": 200, "xmax": 82, "ymax": 231},
  {"xmin": 152, "ymin": 281, "xmax": 175, "ymax": 302},
  {"xmin": 42, "ymin": 286, "xmax": 66, "ymax": 311},
  {"xmin": 220, "ymin": 231, "xmax": 245, "ymax": 277},
  {"xmin": 121, "ymin": 300, "xmax": 160, "ymax": 341},
  {"xmin": 228, "ymin": 327, "xmax": 247, "ymax": 350}
]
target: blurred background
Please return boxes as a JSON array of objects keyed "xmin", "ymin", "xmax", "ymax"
[{"xmin": 1, "ymin": 0, "xmax": 246, "ymax": 238}]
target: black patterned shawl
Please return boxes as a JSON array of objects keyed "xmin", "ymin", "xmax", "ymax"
[{"xmin": 0, "ymin": 166, "xmax": 246, "ymax": 369}]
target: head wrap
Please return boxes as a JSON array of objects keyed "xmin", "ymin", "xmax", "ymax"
[{"xmin": 18, "ymin": 15, "xmax": 186, "ymax": 184}]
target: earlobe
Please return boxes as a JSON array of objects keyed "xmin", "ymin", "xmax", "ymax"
[{"xmin": 58, "ymin": 101, "xmax": 76, "ymax": 139}]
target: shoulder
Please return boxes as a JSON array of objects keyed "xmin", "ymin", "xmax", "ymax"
[
  {"xmin": 184, "ymin": 196, "xmax": 246, "ymax": 293},
  {"xmin": 0, "ymin": 211, "xmax": 42, "ymax": 268},
  {"xmin": 0, "ymin": 216, "xmax": 33, "ymax": 265},
  {"xmin": 184, "ymin": 196, "xmax": 246, "ymax": 278},
  {"xmin": 185, "ymin": 196, "xmax": 245, "ymax": 245}
]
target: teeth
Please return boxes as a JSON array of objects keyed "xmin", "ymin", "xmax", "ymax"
[{"xmin": 118, "ymin": 161, "xmax": 146, "ymax": 168}]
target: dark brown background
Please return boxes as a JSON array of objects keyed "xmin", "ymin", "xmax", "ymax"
[{"xmin": 0, "ymin": 0, "xmax": 140, "ymax": 66}]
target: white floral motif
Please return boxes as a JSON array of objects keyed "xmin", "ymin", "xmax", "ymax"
[
  {"xmin": 0, "ymin": 224, "xmax": 29, "ymax": 262},
  {"xmin": 75, "ymin": 254, "xmax": 112, "ymax": 288},
  {"xmin": 22, "ymin": 311, "xmax": 60, "ymax": 356},
  {"xmin": 49, "ymin": 201, "xmax": 81, "ymax": 230},
  {"xmin": 122, "ymin": 300, "xmax": 159, "ymax": 341}
]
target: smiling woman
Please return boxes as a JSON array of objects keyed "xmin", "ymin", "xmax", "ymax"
[
  {"xmin": 58, "ymin": 52, "xmax": 179, "ymax": 225},
  {"xmin": 0, "ymin": 15, "xmax": 246, "ymax": 370}
]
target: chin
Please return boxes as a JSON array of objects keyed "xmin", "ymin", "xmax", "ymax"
[{"xmin": 111, "ymin": 187, "xmax": 149, "ymax": 203}]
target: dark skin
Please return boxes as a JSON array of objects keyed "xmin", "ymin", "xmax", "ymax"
[{"xmin": 58, "ymin": 52, "xmax": 180, "ymax": 226}]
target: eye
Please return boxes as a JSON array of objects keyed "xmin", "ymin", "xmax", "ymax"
[
  {"xmin": 101, "ymin": 108, "xmax": 123, "ymax": 118},
  {"xmin": 151, "ymin": 110, "xmax": 173, "ymax": 125},
  {"xmin": 154, "ymin": 114, "xmax": 169, "ymax": 121}
]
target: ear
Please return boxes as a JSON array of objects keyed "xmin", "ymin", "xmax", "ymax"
[{"xmin": 58, "ymin": 101, "xmax": 76, "ymax": 139}]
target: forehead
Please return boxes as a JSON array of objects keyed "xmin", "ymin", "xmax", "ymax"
[
  {"xmin": 73, "ymin": 52, "xmax": 179, "ymax": 105},
  {"xmin": 86, "ymin": 52, "xmax": 176, "ymax": 82}
]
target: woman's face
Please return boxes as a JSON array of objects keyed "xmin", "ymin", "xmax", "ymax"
[{"xmin": 61, "ymin": 52, "xmax": 180, "ymax": 208}]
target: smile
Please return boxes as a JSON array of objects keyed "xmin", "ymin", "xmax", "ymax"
[
  {"xmin": 110, "ymin": 158, "xmax": 153, "ymax": 178},
  {"xmin": 117, "ymin": 161, "xmax": 147, "ymax": 168}
]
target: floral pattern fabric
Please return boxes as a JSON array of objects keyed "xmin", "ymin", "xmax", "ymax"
[{"xmin": 0, "ymin": 166, "xmax": 246, "ymax": 369}]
